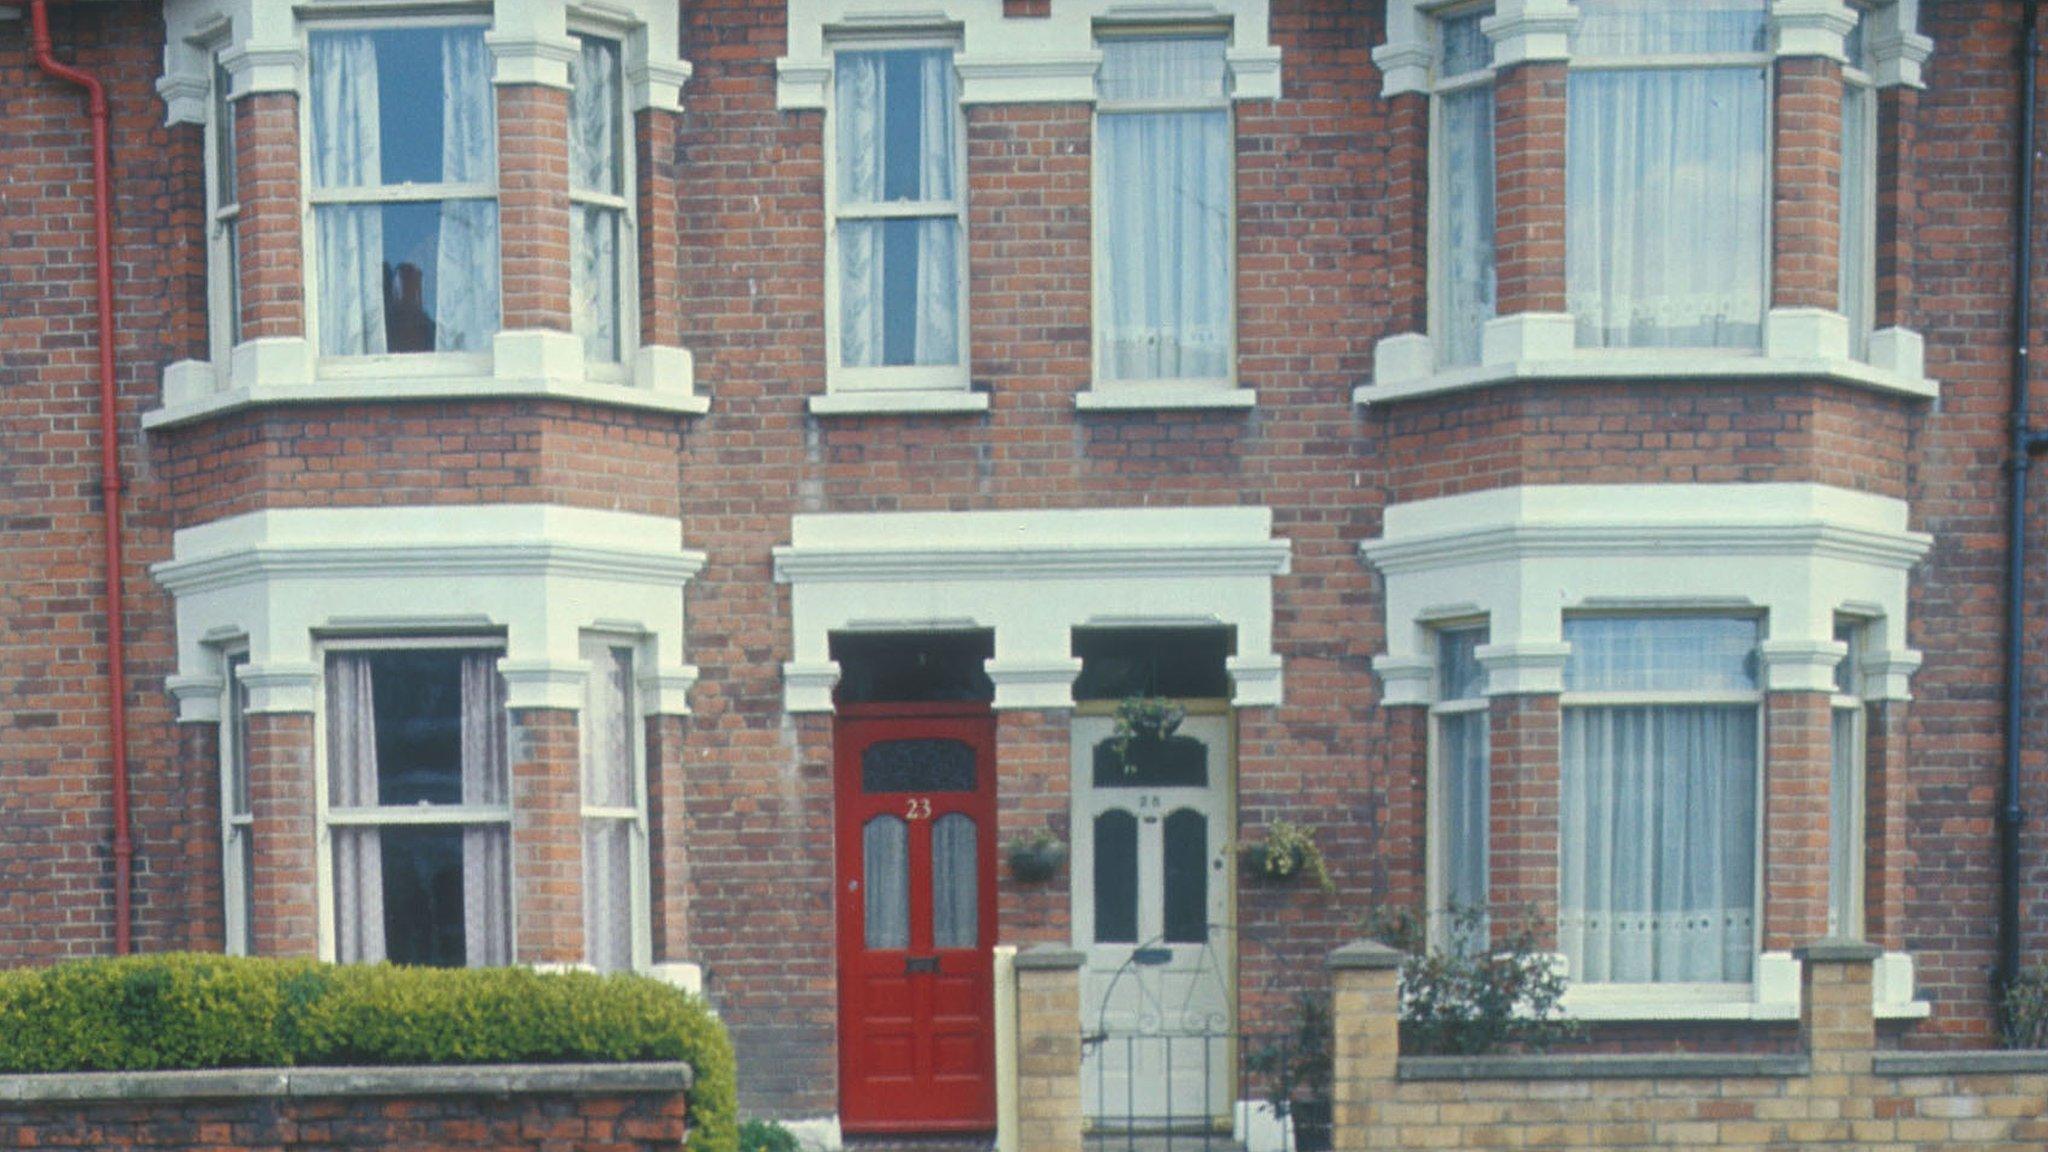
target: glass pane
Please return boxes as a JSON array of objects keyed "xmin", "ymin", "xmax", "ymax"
[
  {"xmin": 309, "ymin": 27, "xmax": 495, "ymax": 189},
  {"xmin": 1563, "ymin": 616, "xmax": 1760, "ymax": 693},
  {"xmin": 379, "ymin": 825, "xmax": 468, "ymax": 967},
  {"xmin": 1071, "ymin": 626, "xmax": 1233, "ymax": 701},
  {"xmin": 213, "ymin": 60, "xmax": 236, "ymax": 202},
  {"xmin": 1437, "ymin": 627, "xmax": 1487, "ymax": 702},
  {"xmin": 585, "ymin": 819, "xmax": 635, "ymax": 970},
  {"xmin": 571, "ymin": 36, "xmax": 624, "ymax": 197},
  {"xmin": 315, "ymin": 200, "xmax": 502, "ymax": 356},
  {"xmin": 1097, "ymin": 108, "xmax": 1233, "ymax": 381},
  {"xmin": 1439, "ymin": 709, "xmax": 1490, "ymax": 932},
  {"xmin": 583, "ymin": 645, "xmax": 636, "ymax": 808},
  {"xmin": 1566, "ymin": 66, "xmax": 1768, "ymax": 350},
  {"xmin": 863, "ymin": 816, "xmax": 910, "ymax": 950},
  {"xmin": 1841, "ymin": 83, "xmax": 1875, "ymax": 359},
  {"xmin": 236, "ymin": 831, "xmax": 255, "ymax": 953},
  {"xmin": 1099, "ymin": 37, "xmax": 1228, "ymax": 103},
  {"xmin": 227, "ymin": 652, "xmax": 250, "ymax": 816},
  {"xmin": 1830, "ymin": 707, "xmax": 1861, "ymax": 938},
  {"xmin": 836, "ymin": 49, "xmax": 956, "ymax": 204},
  {"xmin": 932, "ymin": 813, "xmax": 978, "ymax": 950},
  {"xmin": 1092, "ymin": 737, "xmax": 1208, "ymax": 789},
  {"xmin": 862, "ymin": 739, "xmax": 977, "ymax": 793},
  {"xmin": 366, "ymin": 650, "xmax": 467, "ymax": 805},
  {"xmin": 573, "ymin": 204, "xmax": 623, "ymax": 362},
  {"xmin": 1438, "ymin": 10, "xmax": 1494, "ymax": 76},
  {"xmin": 1162, "ymin": 808, "xmax": 1208, "ymax": 945},
  {"xmin": 1559, "ymin": 705, "xmax": 1757, "ymax": 983},
  {"xmin": 1093, "ymin": 810, "xmax": 1139, "ymax": 944},
  {"xmin": 1439, "ymin": 84, "xmax": 1496, "ymax": 368},
  {"xmin": 831, "ymin": 630, "xmax": 995, "ymax": 704},
  {"xmin": 839, "ymin": 217, "xmax": 960, "ymax": 368},
  {"xmin": 1833, "ymin": 619, "xmax": 1862, "ymax": 697},
  {"xmin": 224, "ymin": 222, "xmax": 242, "ymax": 348},
  {"xmin": 1572, "ymin": 0, "xmax": 1768, "ymax": 56}
]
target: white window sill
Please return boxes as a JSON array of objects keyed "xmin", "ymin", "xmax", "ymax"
[
  {"xmin": 807, "ymin": 390, "xmax": 990, "ymax": 416},
  {"xmin": 1555, "ymin": 950, "xmax": 1929, "ymax": 1023},
  {"xmin": 1077, "ymin": 384, "xmax": 1257, "ymax": 412}
]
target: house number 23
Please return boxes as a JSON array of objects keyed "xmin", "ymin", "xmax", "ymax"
[{"xmin": 905, "ymin": 798, "xmax": 932, "ymax": 820}]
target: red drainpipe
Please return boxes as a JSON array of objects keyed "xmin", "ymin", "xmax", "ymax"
[{"xmin": 30, "ymin": 0, "xmax": 134, "ymax": 956}]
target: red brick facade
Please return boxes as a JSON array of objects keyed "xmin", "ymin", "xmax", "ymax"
[{"xmin": 0, "ymin": 0, "xmax": 2045, "ymax": 1125}]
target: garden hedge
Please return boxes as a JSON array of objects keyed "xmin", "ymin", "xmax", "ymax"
[{"xmin": 0, "ymin": 954, "xmax": 736, "ymax": 1152}]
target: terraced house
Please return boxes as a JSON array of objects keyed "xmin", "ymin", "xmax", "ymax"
[{"xmin": 4, "ymin": 0, "xmax": 2047, "ymax": 1140}]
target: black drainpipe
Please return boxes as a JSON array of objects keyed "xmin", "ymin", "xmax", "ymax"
[{"xmin": 2003, "ymin": 0, "xmax": 2045, "ymax": 996}]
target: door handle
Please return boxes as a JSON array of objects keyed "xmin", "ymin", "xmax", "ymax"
[{"xmin": 904, "ymin": 956, "xmax": 939, "ymax": 974}]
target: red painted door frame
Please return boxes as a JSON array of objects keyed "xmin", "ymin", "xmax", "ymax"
[{"xmin": 835, "ymin": 702, "xmax": 999, "ymax": 1134}]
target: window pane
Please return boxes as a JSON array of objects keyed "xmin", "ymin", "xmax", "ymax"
[
  {"xmin": 235, "ymin": 830, "xmax": 255, "ymax": 954},
  {"xmin": 316, "ymin": 200, "xmax": 501, "ymax": 356},
  {"xmin": 862, "ymin": 739, "xmax": 977, "ymax": 793},
  {"xmin": 1841, "ymin": 82, "xmax": 1876, "ymax": 359},
  {"xmin": 1162, "ymin": 808, "xmax": 1208, "ymax": 945},
  {"xmin": 309, "ymin": 27, "xmax": 495, "ymax": 189},
  {"xmin": 571, "ymin": 37, "xmax": 624, "ymax": 197},
  {"xmin": 585, "ymin": 819, "xmax": 635, "ymax": 970},
  {"xmin": 837, "ymin": 49, "xmax": 956, "ymax": 204},
  {"xmin": 1572, "ymin": 0, "xmax": 1768, "ymax": 56},
  {"xmin": 932, "ymin": 813, "xmax": 978, "ymax": 950},
  {"xmin": 1099, "ymin": 38, "xmax": 1228, "ymax": 103},
  {"xmin": 840, "ymin": 217, "xmax": 960, "ymax": 367},
  {"xmin": 1566, "ymin": 66, "xmax": 1768, "ymax": 349},
  {"xmin": 1093, "ymin": 810, "xmax": 1139, "ymax": 944},
  {"xmin": 1098, "ymin": 108, "xmax": 1232, "ymax": 381},
  {"xmin": 227, "ymin": 653, "xmax": 251, "ymax": 817},
  {"xmin": 1438, "ymin": 10, "xmax": 1494, "ymax": 76},
  {"xmin": 574, "ymin": 203, "xmax": 623, "ymax": 363},
  {"xmin": 1439, "ymin": 84, "xmax": 1496, "ymax": 368},
  {"xmin": 1834, "ymin": 619, "xmax": 1862, "ymax": 696},
  {"xmin": 863, "ymin": 816, "xmax": 910, "ymax": 950},
  {"xmin": 1563, "ymin": 616, "xmax": 1760, "ymax": 693},
  {"xmin": 365, "ymin": 650, "xmax": 467, "ymax": 805},
  {"xmin": 1830, "ymin": 707, "xmax": 1861, "ymax": 938},
  {"xmin": 1438, "ymin": 628, "xmax": 1487, "ymax": 701},
  {"xmin": 378, "ymin": 825, "xmax": 469, "ymax": 967},
  {"xmin": 1092, "ymin": 736, "xmax": 1208, "ymax": 789},
  {"xmin": 1560, "ymin": 705, "xmax": 1757, "ymax": 983},
  {"xmin": 584, "ymin": 645, "xmax": 637, "ymax": 807},
  {"xmin": 1439, "ymin": 708, "xmax": 1490, "ymax": 933},
  {"xmin": 213, "ymin": 61, "xmax": 236, "ymax": 202}
]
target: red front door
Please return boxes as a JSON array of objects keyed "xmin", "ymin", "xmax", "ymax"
[{"xmin": 835, "ymin": 704, "xmax": 998, "ymax": 1134}]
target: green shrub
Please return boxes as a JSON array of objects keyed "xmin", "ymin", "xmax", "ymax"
[
  {"xmin": 1364, "ymin": 904, "xmax": 1579, "ymax": 1057},
  {"xmin": 2002, "ymin": 966, "xmax": 2048, "ymax": 1049},
  {"xmin": 0, "ymin": 954, "xmax": 736, "ymax": 1152},
  {"xmin": 738, "ymin": 1118, "xmax": 802, "ymax": 1152}
]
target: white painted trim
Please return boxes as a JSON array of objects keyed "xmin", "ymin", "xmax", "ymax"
[
  {"xmin": 777, "ymin": 0, "xmax": 1281, "ymax": 110},
  {"xmin": 142, "ymin": 370, "xmax": 708, "ymax": 429},
  {"xmin": 993, "ymin": 944, "xmax": 1019, "ymax": 1152},
  {"xmin": 1479, "ymin": 0, "xmax": 1578, "ymax": 70},
  {"xmin": 1559, "ymin": 949, "xmax": 1928, "ymax": 1021},
  {"xmin": 152, "ymin": 505, "xmax": 705, "ymax": 718},
  {"xmin": 1770, "ymin": 0, "xmax": 1858, "ymax": 61},
  {"xmin": 774, "ymin": 507, "xmax": 1289, "ymax": 712},
  {"xmin": 808, "ymin": 390, "xmax": 991, "ymax": 416},
  {"xmin": 1075, "ymin": 386, "xmax": 1257, "ymax": 412}
]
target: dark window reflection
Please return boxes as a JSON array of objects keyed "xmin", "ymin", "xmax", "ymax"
[
  {"xmin": 380, "ymin": 826, "xmax": 466, "ymax": 967},
  {"xmin": 370, "ymin": 650, "xmax": 465, "ymax": 805},
  {"xmin": 1094, "ymin": 810, "xmax": 1138, "ymax": 944},
  {"xmin": 1163, "ymin": 808, "xmax": 1208, "ymax": 944}
]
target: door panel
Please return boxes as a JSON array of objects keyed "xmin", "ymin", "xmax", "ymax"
[{"xmin": 837, "ymin": 708, "xmax": 998, "ymax": 1134}]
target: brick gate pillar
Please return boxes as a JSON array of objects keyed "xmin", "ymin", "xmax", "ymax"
[
  {"xmin": 1013, "ymin": 945, "xmax": 1084, "ymax": 1152},
  {"xmin": 1328, "ymin": 941, "xmax": 1402, "ymax": 1152}
]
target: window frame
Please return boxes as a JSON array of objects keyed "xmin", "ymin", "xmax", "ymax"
[
  {"xmin": 1841, "ymin": 11, "xmax": 1880, "ymax": 360},
  {"xmin": 569, "ymin": 28, "xmax": 641, "ymax": 378},
  {"xmin": 310, "ymin": 633, "xmax": 515, "ymax": 965},
  {"xmin": 1425, "ymin": 2, "xmax": 1496, "ymax": 368},
  {"xmin": 1556, "ymin": 610, "xmax": 1768, "ymax": 993},
  {"xmin": 205, "ymin": 50, "xmax": 243, "ymax": 366},
  {"xmin": 297, "ymin": 14, "xmax": 502, "ymax": 375},
  {"xmin": 1425, "ymin": 619, "xmax": 1491, "ymax": 953},
  {"xmin": 221, "ymin": 647, "xmax": 254, "ymax": 956},
  {"xmin": 1829, "ymin": 615, "xmax": 1870, "ymax": 940},
  {"xmin": 579, "ymin": 632, "xmax": 653, "ymax": 972},
  {"xmin": 1089, "ymin": 25, "xmax": 1240, "ymax": 395},
  {"xmin": 822, "ymin": 35, "xmax": 971, "ymax": 396}
]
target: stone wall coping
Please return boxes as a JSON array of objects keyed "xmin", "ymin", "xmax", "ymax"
[
  {"xmin": 0, "ymin": 1062, "xmax": 693, "ymax": 1104},
  {"xmin": 1328, "ymin": 941, "xmax": 1404, "ymax": 971},
  {"xmin": 1795, "ymin": 939, "xmax": 1885, "ymax": 963},
  {"xmin": 1397, "ymin": 1053, "xmax": 1812, "ymax": 1081},
  {"xmin": 1872, "ymin": 1051, "xmax": 2048, "ymax": 1077},
  {"xmin": 1013, "ymin": 946, "xmax": 1087, "ymax": 971}
]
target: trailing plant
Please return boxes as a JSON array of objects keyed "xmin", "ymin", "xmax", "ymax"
[
  {"xmin": 1362, "ymin": 903, "xmax": 1579, "ymax": 1057},
  {"xmin": 1005, "ymin": 827, "xmax": 1067, "ymax": 883},
  {"xmin": 1108, "ymin": 694, "xmax": 1186, "ymax": 770},
  {"xmin": 1240, "ymin": 819, "xmax": 1336, "ymax": 894},
  {"xmin": 738, "ymin": 1119, "xmax": 801, "ymax": 1152},
  {"xmin": 2001, "ymin": 966, "xmax": 2048, "ymax": 1049}
]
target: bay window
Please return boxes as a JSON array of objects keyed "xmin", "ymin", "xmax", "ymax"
[
  {"xmin": 581, "ymin": 638, "xmax": 648, "ymax": 972},
  {"xmin": 830, "ymin": 45, "xmax": 965, "ymax": 388},
  {"xmin": 308, "ymin": 25, "xmax": 500, "ymax": 358},
  {"xmin": 572, "ymin": 35, "xmax": 632, "ymax": 367},
  {"xmin": 1564, "ymin": 0, "xmax": 1770, "ymax": 350},
  {"xmin": 1430, "ymin": 624, "xmax": 1490, "ymax": 949},
  {"xmin": 325, "ymin": 644, "xmax": 512, "ymax": 968},
  {"xmin": 1433, "ymin": 7, "xmax": 1497, "ymax": 368},
  {"xmin": 1559, "ymin": 615, "xmax": 1760, "ymax": 985},
  {"xmin": 1094, "ymin": 34, "xmax": 1235, "ymax": 387}
]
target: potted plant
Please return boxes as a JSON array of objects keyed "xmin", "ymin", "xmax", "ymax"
[
  {"xmin": 1245, "ymin": 994, "xmax": 1334, "ymax": 1152},
  {"xmin": 1108, "ymin": 694, "xmax": 1186, "ymax": 771},
  {"xmin": 1006, "ymin": 828, "xmax": 1067, "ymax": 883},
  {"xmin": 1239, "ymin": 819, "xmax": 1335, "ymax": 894}
]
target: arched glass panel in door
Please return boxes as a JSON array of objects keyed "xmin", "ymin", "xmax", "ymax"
[
  {"xmin": 1162, "ymin": 808, "xmax": 1209, "ymax": 944},
  {"xmin": 863, "ymin": 815, "xmax": 909, "ymax": 950},
  {"xmin": 932, "ymin": 812, "xmax": 978, "ymax": 949},
  {"xmin": 1093, "ymin": 809, "xmax": 1139, "ymax": 944}
]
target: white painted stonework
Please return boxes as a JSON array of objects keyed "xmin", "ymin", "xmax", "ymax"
[
  {"xmin": 776, "ymin": 0, "xmax": 1282, "ymax": 110},
  {"xmin": 153, "ymin": 504, "xmax": 704, "ymax": 717},
  {"xmin": 1361, "ymin": 483, "xmax": 1930, "ymax": 705},
  {"xmin": 772, "ymin": 506, "xmax": 1290, "ymax": 711}
]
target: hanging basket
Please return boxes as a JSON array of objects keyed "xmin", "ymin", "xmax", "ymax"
[{"xmin": 1007, "ymin": 837, "xmax": 1067, "ymax": 884}]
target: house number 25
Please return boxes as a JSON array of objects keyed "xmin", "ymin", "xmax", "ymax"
[{"xmin": 905, "ymin": 798, "xmax": 932, "ymax": 820}]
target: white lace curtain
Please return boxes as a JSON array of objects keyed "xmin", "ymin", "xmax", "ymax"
[
  {"xmin": 836, "ymin": 49, "xmax": 959, "ymax": 368},
  {"xmin": 572, "ymin": 37, "xmax": 624, "ymax": 362},
  {"xmin": 1439, "ymin": 84, "xmax": 1496, "ymax": 368},
  {"xmin": 864, "ymin": 816, "xmax": 910, "ymax": 950},
  {"xmin": 1565, "ymin": 1, "xmax": 1768, "ymax": 350},
  {"xmin": 1098, "ymin": 39, "xmax": 1232, "ymax": 382},
  {"xmin": 931, "ymin": 813, "xmax": 977, "ymax": 951},
  {"xmin": 582, "ymin": 645, "xmax": 637, "ymax": 972},
  {"xmin": 310, "ymin": 29, "xmax": 498, "ymax": 356}
]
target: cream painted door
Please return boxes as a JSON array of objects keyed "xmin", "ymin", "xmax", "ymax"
[{"xmin": 1072, "ymin": 711, "xmax": 1233, "ymax": 1127}]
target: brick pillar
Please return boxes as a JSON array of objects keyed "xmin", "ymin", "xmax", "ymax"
[
  {"xmin": 1771, "ymin": 56, "xmax": 1846, "ymax": 313},
  {"xmin": 646, "ymin": 713, "xmax": 692, "ymax": 961},
  {"xmin": 1796, "ymin": 939, "xmax": 1880, "ymax": 1074},
  {"xmin": 510, "ymin": 708, "xmax": 584, "ymax": 965},
  {"xmin": 1387, "ymin": 91, "xmax": 1430, "ymax": 337},
  {"xmin": 1764, "ymin": 692, "xmax": 1834, "ymax": 951},
  {"xmin": 497, "ymin": 85, "xmax": 575, "ymax": 334},
  {"xmin": 1863, "ymin": 701, "xmax": 1911, "ymax": 949},
  {"xmin": 1487, "ymin": 693, "xmax": 1560, "ymax": 950},
  {"xmin": 997, "ymin": 709, "xmax": 1072, "ymax": 945},
  {"xmin": 234, "ymin": 92, "xmax": 304, "ymax": 341},
  {"xmin": 1873, "ymin": 85, "xmax": 1918, "ymax": 329},
  {"xmin": 177, "ymin": 722, "xmax": 226, "ymax": 952},
  {"xmin": 1491, "ymin": 61, "xmax": 1569, "ymax": 317},
  {"xmin": 1328, "ymin": 941, "xmax": 1402, "ymax": 1152},
  {"xmin": 636, "ymin": 108, "xmax": 686, "ymax": 351},
  {"xmin": 246, "ymin": 712, "xmax": 318, "ymax": 957},
  {"xmin": 1013, "ymin": 946, "xmax": 1083, "ymax": 1152}
]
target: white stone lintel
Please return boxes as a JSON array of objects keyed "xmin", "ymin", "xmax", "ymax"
[
  {"xmin": 784, "ymin": 661, "xmax": 842, "ymax": 714},
  {"xmin": 500, "ymin": 659, "xmax": 595, "ymax": 712},
  {"xmin": 487, "ymin": 32, "xmax": 580, "ymax": 89},
  {"xmin": 167, "ymin": 673, "xmax": 227, "ymax": 723},
  {"xmin": 240, "ymin": 662, "xmax": 321, "ymax": 714},
  {"xmin": 1371, "ymin": 40, "xmax": 1433, "ymax": 99},
  {"xmin": 988, "ymin": 660, "xmax": 1082, "ymax": 712},
  {"xmin": 1770, "ymin": 0, "xmax": 1858, "ymax": 62},
  {"xmin": 1372, "ymin": 654, "xmax": 1436, "ymax": 707},
  {"xmin": 1481, "ymin": 0, "xmax": 1580, "ymax": 69},
  {"xmin": 1759, "ymin": 638, "xmax": 1850, "ymax": 693},
  {"xmin": 639, "ymin": 664, "xmax": 701, "ymax": 717},
  {"xmin": 1475, "ymin": 642, "xmax": 1571, "ymax": 696}
]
